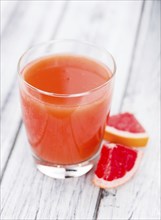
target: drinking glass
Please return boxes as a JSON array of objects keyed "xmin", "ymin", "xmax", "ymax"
[{"xmin": 18, "ymin": 40, "xmax": 116, "ymax": 178}]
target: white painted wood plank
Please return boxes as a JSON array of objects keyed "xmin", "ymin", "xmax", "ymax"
[
  {"xmin": 1, "ymin": 1, "xmax": 67, "ymax": 175},
  {"xmin": 96, "ymin": 1, "xmax": 160, "ymax": 219},
  {"xmin": 1, "ymin": 83, "xmax": 21, "ymax": 175},
  {"xmin": 1, "ymin": 1, "xmax": 144, "ymax": 219},
  {"xmin": 1, "ymin": 0, "xmax": 19, "ymax": 34}
]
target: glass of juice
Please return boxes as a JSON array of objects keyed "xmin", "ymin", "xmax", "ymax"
[{"xmin": 18, "ymin": 40, "xmax": 116, "ymax": 178}]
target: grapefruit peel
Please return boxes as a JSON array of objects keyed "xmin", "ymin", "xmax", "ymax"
[
  {"xmin": 104, "ymin": 113, "xmax": 149, "ymax": 147},
  {"xmin": 93, "ymin": 143, "xmax": 143, "ymax": 189}
]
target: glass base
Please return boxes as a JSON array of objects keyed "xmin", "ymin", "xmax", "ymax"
[{"xmin": 34, "ymin": 154, "xmax": 99, "ymax": 179}]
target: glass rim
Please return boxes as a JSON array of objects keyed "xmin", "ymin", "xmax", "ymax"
[{"xmin": 18, "ymin": 39, "xmax": 116, "ymax": 98}]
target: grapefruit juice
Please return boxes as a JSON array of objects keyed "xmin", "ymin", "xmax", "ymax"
[{"xmin": 18, "ymin": 40, "xmax": 116, "ymax": 178}]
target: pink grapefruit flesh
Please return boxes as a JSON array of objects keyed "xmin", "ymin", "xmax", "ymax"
[
  {"xmin": 104, "ymin": 112, "xmax": 149, "ymax": 147},
  {"xmin": 93, "ymin": 143, "xmax": 143, "ymax": 189}
]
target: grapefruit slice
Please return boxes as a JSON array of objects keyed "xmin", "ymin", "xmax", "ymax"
[
  {"xmin": 93, "ymin": 143, "xmax": 143, "ymax": 189},
  {"xmin": 104, "ymin": 112, "xmax": 149, "ymax": 147}
]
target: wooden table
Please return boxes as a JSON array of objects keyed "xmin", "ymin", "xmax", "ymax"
[{"xmin": 1, "ymin": 1, "xmax": 160, "ymax": 219}]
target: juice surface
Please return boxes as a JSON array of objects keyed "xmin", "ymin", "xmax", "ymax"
[
  {"xmin": 20, "ymin": 55, "xmax": 112, "ymax": 164},
  {"xmin": 24, "ymin": 55, "xmax": 109, "ymax": 94}
]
